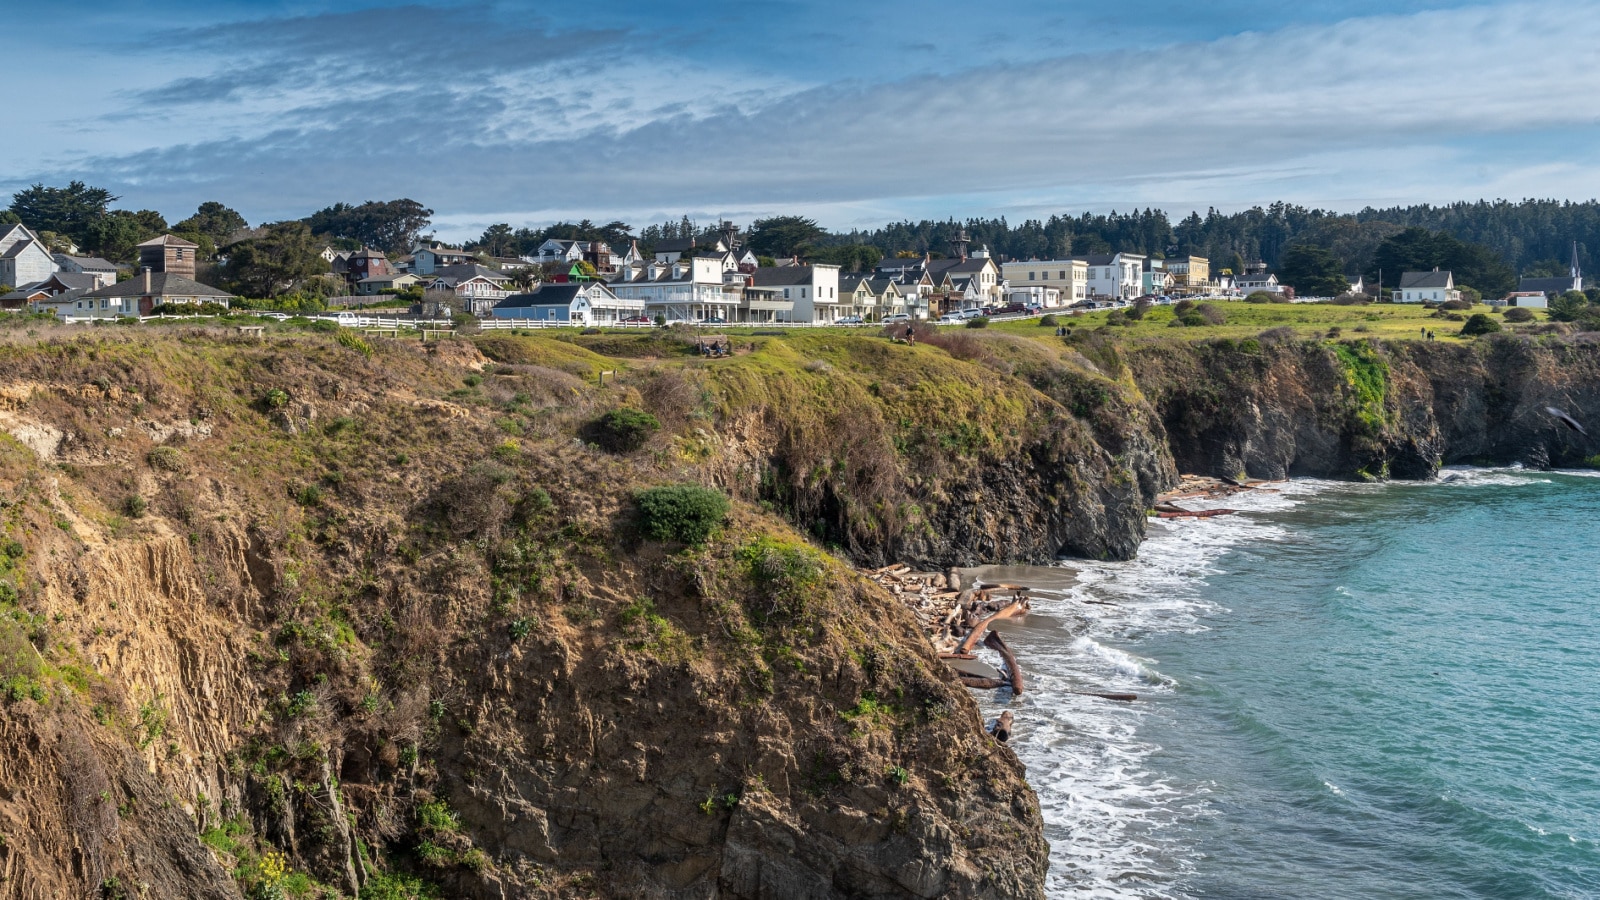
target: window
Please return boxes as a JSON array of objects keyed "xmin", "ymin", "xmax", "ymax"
[
  {"xmin": 783, "ymin": 288, "xmax": 790, "ymax": 298},
  {"xmin": 1059, "ymin": 271, "xmax": 1066, "ymax": 280},
  {"xmin": 1028, "ymin": 271, "xmax": 1035, "ymax": 280}
]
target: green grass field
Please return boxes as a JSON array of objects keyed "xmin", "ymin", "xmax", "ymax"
[{"xmin": 983, "ymin": 300, "xmax": 1536, "ymax": 344}]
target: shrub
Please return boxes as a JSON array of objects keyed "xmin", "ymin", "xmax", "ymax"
[
  {"xmin": 964, "ymin": 316, "xmax": 989, "ymax": 329},
  {"xmin": 1173, "ymin": 299, "xmax": 1195, "ymax": 315},
  {"xmin": 262, "ymin": 388, "xmax": 290, "ymax": 410},
  {"xmin": 335, "ymin": 330, "xmax": 373, "ymax": 356},
  {"xmin": 635, "ymin": 485, "xmax": 729, "ymax": 545},
  {"xmin": 1548, "ymin": 291, "xmax": 1588, "ymax": 322},
  {"xmin": 1038, "ymin": 314, "xmax": 1058, "ymax": 326},
  {"xmin": 1245, "ymin": 290, "xmax": 1276, "ymax": 304},
  {"xmin": 1127, "ymin": 297, "xmax": 1153, "ymax": 320},
  {"xmin": 1196, "ymin": 303, "xmax": 1227, "ymax": 325},
  {"xmin": 1105, "ymin": 310, "xmax": 1128, "ymax": 326},
  {"xmin": 1460, "ymin": 313, "xmax": 1501, "ymax": 336},
  {"xmin": 146, "ymin": 446, "xmax": 185, "ymax": 472},
  {"xmin": 1503, "ymin": 306, "xmax": 1535, "ymax": 323},
  {"xmin": 123, "ymin": 495, "xmax": 147, "ymax": 518},
  {"xmin": 592, "ymin": 407, "xmax": 660, "ymax": 453},
  {"xmin": 1438, "ymin": 298, "xmax": 1472, "ymax": 311}
]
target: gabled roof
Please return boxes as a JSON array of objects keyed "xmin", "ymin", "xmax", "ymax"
[
  {"xmin": 348, "ymin": 247, "xmax": 389, "ymax": 260},
  {"xmin": 39, "ymin": 272, "xmax": 100, "ymax": 292},
  {"xmin": 83, "ymin": 272, "xmax": 232, "ymax": 299},
  {"xmin": 138, "ymin": 234, "xmax": 200, "ymax": 249},
  {"xmin": 56, "ymin": 255, "xmax": 119, "ymax": 272},
  {"xmin": 749, "ymin": 266, "xmax": 817, "ymax": 287},
  {"xmin": 1517, "ymin": 275, "xmax": 1579, "ymax": 294},
  {"xmin": 839, "ymin": 274, "xmax": 874, "ymax": 294},
  {"xmin": 496, "ymin": 282, "xmax": 611, "ymax": 308},
  {"xmin": 1399, "ymin": 270, "xmax": 1453, "ymax": 289},
  {"xmin": 1, "ymin": 240, "xmax": 47, "ymax": 259},
  {"xmin": 429, "ymin": 264, "xmax": 508, "ymax": 284}
]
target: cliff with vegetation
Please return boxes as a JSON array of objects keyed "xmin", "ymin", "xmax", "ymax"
[{"xmin": 0, "ymin": 319, "xmax": 1594, "ymax": 900}]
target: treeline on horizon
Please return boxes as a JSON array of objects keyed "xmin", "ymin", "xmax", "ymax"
[{"xmin": 5, "ymin": 180, "xmax": 1598, "ymax": 299}]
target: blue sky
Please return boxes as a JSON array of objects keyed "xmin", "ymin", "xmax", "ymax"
[{"xmin": 7, "ymin": 0, "xmax": 1600, "ymax": 240}]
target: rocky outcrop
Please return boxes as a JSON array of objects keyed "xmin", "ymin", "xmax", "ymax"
[{"xmin": 1128, "ymin": 334, "xmax": 1600, "ymax": 480}]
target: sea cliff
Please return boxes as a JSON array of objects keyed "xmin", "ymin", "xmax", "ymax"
[{"xmin": 0, "ymin": 323, "xmax": 1594, "ymax": 899}]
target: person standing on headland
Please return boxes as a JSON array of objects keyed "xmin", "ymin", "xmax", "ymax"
[{"xmin": 905, "ymin": 324, "xmax": 916, "ymax": 345}]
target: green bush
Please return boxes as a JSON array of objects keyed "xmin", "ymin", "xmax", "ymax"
[
  {"xmin": 635, "ymin": 485, "xmax": 729, "ymax": 545},
  {"xmin": 1038, "ymin": 314, "xmax": 1058, "ymax": 326},
  {"xmin": 147, "ymin": 446, "xmax": 185, "ymax": 472},
  {"xmin": 964, "ymin": 316, "xmax": 989, "ymax": 329},
  {"xmin": 1503, "ymin": 306, "xmax": 1535, "ymax": 323},
  {"xmin": 1245, "ymin": 290, "xmax": 1276, "ymax": 304},
  {"xmin": 593, "ymin": 407, "xmax": 660, "ymax": 453},
  {"xmin": 1547, "ymin": 291, "xmax": 1587, "ymax": 322},
  {"xmin": 1460, "ymin": 313, "xmax": 1501, "ymax": 336}
]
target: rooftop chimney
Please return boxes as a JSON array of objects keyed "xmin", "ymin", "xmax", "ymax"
[{"xmin": 141, "ymin": 266, "xmax": 151, "ymax": 294}]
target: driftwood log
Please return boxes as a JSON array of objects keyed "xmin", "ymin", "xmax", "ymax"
[
  {"xmin": 983, "ymin": 630, "xmax": 1024, "ymax": 696},
  {"xmin": 989, "ymin": 711, "xmax": 1013, "ymax": 743},
  {"xmin": 1071, "ymin": 690, "xmax": 1138, "ymax": 702},
  {"xmin": 956, "ymin": 598, "xmax": 1031, "ymax": 653}
]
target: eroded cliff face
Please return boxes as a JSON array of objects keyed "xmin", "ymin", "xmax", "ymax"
[
  {"xmin": 1128, "ymin": 333, "xmax": 1600, "ymax": 480},
  {"xmin": 0, "ymin": 329, "xmax": 1047, "ymax": 900}
]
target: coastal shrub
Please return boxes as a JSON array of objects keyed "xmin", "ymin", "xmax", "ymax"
[
  {"xmin": 635, "ymin": 484, "xmax": 729, "ymax": 545},
  {"xmin": 1038, "ymin": 314, "xmax": 1058, "ymax": 327},
  {"xmin": 147, "ymin": 446, "xmax": 186, "ymax": 472},
  {"xmin": 1127, "ymin": 297, "xmax": 1153, "ymax": 321},
  {"xmin": 1460, "ymin": 313, "xmax": 1501, "ymax": 336},
  {"xmin": 1330, "ymin": 341, "xmax": 1389, "ymax": 434},
  {"xmin": 592, "ymin": 407, "xmax": 660, "ymax": 453},
  {"xmin": 1173, "ymin": 299, "xmax": 1195, "ymax": 315},
  {"xmin": 335, "ymin": 330, "xmax": 374, "ymax": 356},
  {"xmin": 1245, "ymin": 290, "xmax": 1276, "ymax": 304},
  {"xmin": 1196, "ymin": 303, "xmax": 1227, "ymax": 325},
  {"xmin": 1331, "ymin": 293, "xmax": 1369, "ymax": 305},
  {"xmin": 964, "ymin": 316, "xmax": 989, "ymax": 329},
  {"xmin": 1439, "ymin": 299, "xmax": 1472, "ymax": 311},
  {"xmin": 1105, "ymin": 310, "xmax": 1128, "ymax": 326},
  {"xmin": 1503, "ymin": 307, "xmax": 1535, "ymax": 323}
]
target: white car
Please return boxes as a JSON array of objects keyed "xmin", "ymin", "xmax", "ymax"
[
  {"xmin": 835, "ymin": 315, "xmax": 864, "ymax": 325},
  {"xmin": 936, "ymin": 313, "xmax": 964, "ymax": 324},
  {"xmin": 882, "ymin": 313, "xmax": 911, "ymax": 323},
  {"xmin": 958, "ymin": 308, "xmax": 984, "ymax": 319}
]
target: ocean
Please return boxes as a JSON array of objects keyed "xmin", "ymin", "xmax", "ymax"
[{"xmin": 973, "ymin": 469, "xmax": 1600, "ymax": 899}]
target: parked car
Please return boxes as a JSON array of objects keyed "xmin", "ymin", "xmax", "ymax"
[
  {"xmin": 883, "ymin": 313, "xmax": 911, "ymax": 323},
  {"xmin": 980, "ymin": 306, "xmax": 997, "ymax": 316},
  {"xmin": 995, "ymin": 303, "xmax": 1030, "ymax": 315},
  {"xmin": 836, "ymin": 315, "xmax": 864, "ymax": 325},
  {"xmin": 959, "ymin": 308, "xmax": 984, "ymax": 319},
  {"xmin": 700, "ymin": 316, "xmax": 727, "ymax": 324},
  {"xmin": 936, "ymin": 313, "xmax": 965, "ymax": 324},
  {"xmin": 620, "ymin": 314, "xmax": 653, "ymax": 324}
]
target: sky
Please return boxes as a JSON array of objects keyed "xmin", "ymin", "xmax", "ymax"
[{"xmin": 8, "ymin": 0, "xmax": 1600, "ymax": 241}]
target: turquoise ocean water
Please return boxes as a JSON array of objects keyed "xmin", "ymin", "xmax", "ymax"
[{"xmin": 976, "ymin": 469, "xmax": 1600, "ymax": 899}]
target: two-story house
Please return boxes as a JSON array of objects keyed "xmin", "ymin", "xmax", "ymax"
[
  {"xmin": 1395, "ymin": 269, "xmax": 1460, "ymax": 304},
  {"xmin": 746, "ymin": 264, "xmax": 841, "ymax": 323},
  {"xmin": 0, "ymin": 224, "xmax": 59, "ymax": 289},
  {"xmin": 412, "ymin": 245, "xmax": 475, "ymax": 275},
  {"xmin": 611, "ymin": 256, "xmax": 741, "ymax": 322},
  {"xmin": 52, "ymin": 254, "xmax": 120, "ymax": 288},
  {"xmin": 492, "ymin": 282, "xmax": 642, "ymax": 325},
  {"xmin": 1000, "ymin": 258, "xmax": 1088, "ymax": 305},
  {"xmin": 1082, "ymin": 253, "xmax": 1147, "ymax": 301},
  {"xmin": 1163, "ymin": 256, "xmax": 1211, "ymax": 294}
]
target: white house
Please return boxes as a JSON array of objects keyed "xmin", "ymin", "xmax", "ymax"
[
  {"xmin": 745, "ymin": 264, "xmax": 842, "ymax": 323},
  {"xmin": 1395, "ymin": 269, "xmax": 1460, "ymax": 304},
  {"xmin": 1504, "ymin": 291, "xmax": 1548, "ymax": 308},
  {"xmin": 532, "ymin": 239, "xmax": 591, "ymax": 265},
  {"xmin": 492, "ymin": 282, "xmax": 642, "ymax": 325},
  {"xmin": 424, "ymin": 264, "xmax": 512, "ymax": 300},
  {"xmin": 611, "ymin": 256, "xmax": 742, "ymax": 322},
  {"xmin": 1082, "ymin": 252, "xmax": 1146, "ymax": 301},
  {"xmin": 1236, "ymin": 271, "xmax": 1284, "ymax": 295},
  {"xmin": 1007, "ymin": 284, "xmax": 1061, "ymax": 308},
  {"xmin": 0, "ymin": 224, "xmax": 59, "ymax": 289},
  {"xmin": 1000, "ymin": 258, "xmax": 1088, "ymax": 305}
]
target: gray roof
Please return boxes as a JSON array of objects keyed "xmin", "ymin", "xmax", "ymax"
[
  {"xmin": 497, "ymin": 283, "xmax": 584, "ymax": 308},
  {"xmin": 749, "ymin": 266, "xmax": 817, "ymax": 287},
  {"xmin": 83, "ymin": 272, "xmax": 232, "ymax": 299},
  {"xmin": 40, "ymin": 272, "xmax": 101, "ymax": 292},
  {"xmin": 429, "ymin": 264, "xmax": 507, "ymax": 284},
  {"xmin": 1, "ymin": 240, "xmax": 45, "ymax": 259},
  {"xmin": 1399, "ymin": 270, "xmax": 1453, "ymax": 289},
  {"xmin": 839, "ymin": 274, "xmax": 871, "ymax": 293},
  {"xmin": 1517, "ymin": 275, "xmax": 1579, "ymax": 294},
  {"xmin": 653, "ymin": 238, "xmax": 697, "ymax": 253},
  {"xmin": 1081, "ymin": 254, "xmax": 1117, "ymax": 266},
  {"xmin": 138, "ymin": 234, "xmax": 199, "ymax": 248},
  {"xmin": 55, "ymin": 255, "xmax": 119, "ymax": 271}
]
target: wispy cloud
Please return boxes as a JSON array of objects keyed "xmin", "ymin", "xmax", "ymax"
[{"xmin": 9, "ymin": 0, "xmax": 1600, "ymax": 235}]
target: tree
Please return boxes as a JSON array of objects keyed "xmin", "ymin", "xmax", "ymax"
[
  {"xmin": 223, "ymin": 221, "xmax": 330, "ymax": 298},
  {"xmin": 807, "ymin": 244, "xmax": 883, "ymax": 273},
  {"xmin": 1369, "ymin": 227, "xmax": 1514, "ymax": 296},
  {"xmin": 306, "ymin": 199, "xmax": 433, "ymax": 255},
  {"xmin": 474, "ymin": 224, "xmax": 515, "ymax": 258},
  {"xmin": 1547, "ymin": 290, "xmax": 1589, "ymax": 322},
  {"xmin": 173, "ymin": 202, "xmax": 247, "ymax": 248},
  {"xmin": 7, "ymin": 181, "xmax": 117, "ymax": 244},
  {"xmin": 1460, "ymin": 313, "xmax": 1501, "ymax": 336},
  {"xmin": 747, "ymin": 216, "xmax": 825, "ymax": 258},
  {"xmin": 82, "ymin": 209, "xmax": 168, "ymax": 262},
  {"xmin": 1277, "ymin": 244, "xmax": 1348, "ymax": 297}
]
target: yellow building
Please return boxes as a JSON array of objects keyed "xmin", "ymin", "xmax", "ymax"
[
  {"xmin": 1164, "ymin": 256, "xmax": 1211, "ymax": 293},
  {"xmin": 999, "ymin": 258, "xmax": 1088, "ymax": 304}
]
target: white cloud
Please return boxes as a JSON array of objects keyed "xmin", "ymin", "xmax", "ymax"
[{"xmin": 11, "ymin": 0, "xmax": 1600, "ymax": 233}]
